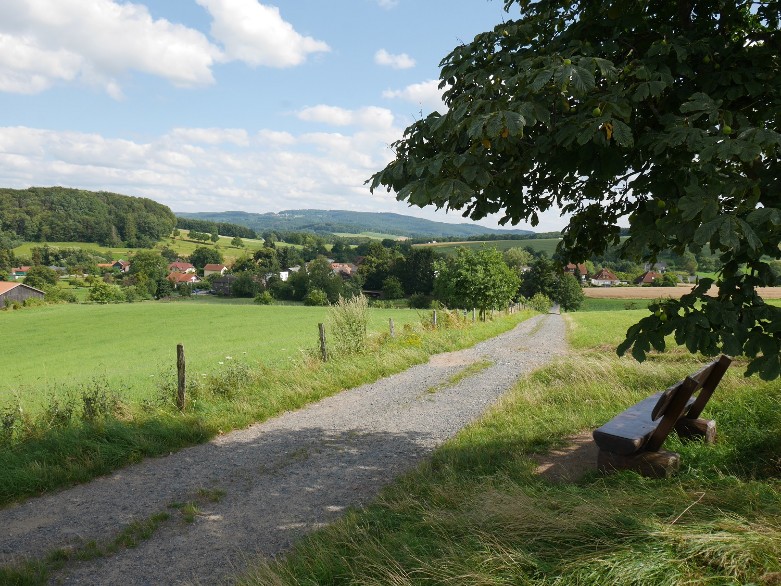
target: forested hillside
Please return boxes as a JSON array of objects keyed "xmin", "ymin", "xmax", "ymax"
[
  {"xmin": 0, "ymin": 187, "xmax": 176, "ymax": 247},
  {"xmin": 176, "ymin": 209, "xmax": 534, "ymax": 239}
]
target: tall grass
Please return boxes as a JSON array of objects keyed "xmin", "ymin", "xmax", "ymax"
[{"xmin": 242, "ymin": 315, "xmax": 781, "ymax": 585}]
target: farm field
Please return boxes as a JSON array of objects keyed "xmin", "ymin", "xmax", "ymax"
[
  {"xmin": 584, "ymin": 285, "xmax": 781, "ymax": 299},
  {"xmin": 414, "ymin": 238, "xmax": 562, "ymax": 257},
  {"xmin": 0, "ymin": 301, "xmax": 423, "ymax": 411}
]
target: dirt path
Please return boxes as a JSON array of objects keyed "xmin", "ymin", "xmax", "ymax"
[{"xmin": 0, "ymin": 313, "xmax": 568, "ymax": 585}]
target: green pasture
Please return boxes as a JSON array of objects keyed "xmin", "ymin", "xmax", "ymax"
[
  {"xmin": 0, "ymin": 302, "xmax": 422, "ymax": 411},
  {"xmin": 580, "ymin": 297, "xmax": 656, "ymax": 312},
  {"xmin": 246, "ymin": 310, "xmax": 781, "ymax": 585},
  {"xmin": 415, "ymin": 238, "xmax": 562, "ymax": 257}
]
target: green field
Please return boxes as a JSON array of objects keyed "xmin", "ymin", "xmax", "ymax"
[
  {"xmin": 0, "ymin": 301, "xmax": 422, "ymax": 410},
  {"xmin": 11, "ymin": 231, "xmax": 304, "ymax": 267},
  {"xmin": 415, "ymin": 238, "xmax": 562, "ymax": 257}
]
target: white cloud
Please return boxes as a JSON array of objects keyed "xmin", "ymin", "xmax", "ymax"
[
  {"xmin": 374, "ymin": 49, "xmax": 415, "ymax": 70},
  {"xmin": 297, "ymin": 105, "xmax": 396, "ymax": 131},
  {"xmin": 0, "ymin": 0, "xmax": 327, "ymax": 97},
  {"xmin": 377, "ymin": 0, "xmax": 399, "ymax": 9},
  {"xmin": 196, "ymin": 0, "xmax": 330, "ymax": 68},
  {"xmin": 0, "ymin": 0, "xmax": 219, "ymax": 96},
  {"xmin": 382, "ymin": 79, "xmax": 445, "ymax": 112}
]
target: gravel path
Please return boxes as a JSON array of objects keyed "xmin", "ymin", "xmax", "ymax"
[{"xmin": 0, "ymin": 312, "xmax": 567, "ymax": 585}]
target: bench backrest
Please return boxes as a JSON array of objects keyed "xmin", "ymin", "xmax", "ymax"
[{"xmin": 645, "ymin": 354, "xmax": 732, "ymax": 452}]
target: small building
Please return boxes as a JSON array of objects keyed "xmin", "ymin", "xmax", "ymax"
[
  {"xmin": 0, "ymin": 282, "xmax": 45, "ymax": 304},
  {"xmin": 167, "ymin": 272, "xmax": 201, "ymax": 288},
  {"xmin": 331, "ymin": 262, "xmax": 358, "ymax": 279},
  {"xmin": 643, "ymin": 262, "xmax": 667, "ymax": 273},
  {"xmin": 10, "ymin": 266, "xmax": 31, "ymax": 280},
  {"xmin": 564, "ymin": 263, "xmax": 589, "ymax": 281},
  {"xmin": 113, "ymin": 260, "xmax": 131, "ymax": 273},
  {"xmin": 203, "ymin": 264, "xmax": 228, "ymax": 277},
  {"xmin": 168, "ymin": 262, "xmax": 196, "ymax": 274},
  {"xmin": 212, "ymin": 274, "xmax": 238, "ymax": 296},
  {"xmin": 590, "ymin": 268, "xmax": 620, "ymax": 287},
  {"xmin": 635, "ymin": 271, "xmax": 663, "ymax": 285}
]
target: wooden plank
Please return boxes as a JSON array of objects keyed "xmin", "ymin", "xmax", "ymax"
[
  {"xmin": 645, "ymin": 376, "xmax": 699, "ymax": 452},
  {"xmin": 687, "ymin": 355, "xmax": 732, "ymax": 419},
  {"xmin": 675, "ymin": 418, "xmax": 717, "ymax": 443}
]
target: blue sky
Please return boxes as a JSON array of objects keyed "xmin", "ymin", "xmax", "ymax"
[{"xmin": 0, "ymin": 0, "xmax": 567, "ymax": 232}]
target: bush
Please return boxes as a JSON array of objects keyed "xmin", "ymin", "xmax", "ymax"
[
  {"xmin": 382, "ymin": 276, "xmax": 404, "ymax": 300},
  {"xmin": 88, "ymin": 280, "xmax": 125, "ymax": 303},
  {"xmin": 254, "ymin": 291, "xmax": 274, "ymax": 305},
  {"xmin": 409, "ymin": 293, "xmax": 433, "ymax": 309},
  {"xmin": 528, "ymin": 292, "xmax": 553, "ymax": 313},
  {"xmin": 327, "ymin": 295, "xmax": 369, "ymax": 355},
  {"xmin": 304, "ymin": 288, "xmax": 329, "ymax": 306}
]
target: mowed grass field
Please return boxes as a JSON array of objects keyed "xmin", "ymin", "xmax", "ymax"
[{"xmin": 0, "ymin": 301, "xmax": 422, "ymax": 411}]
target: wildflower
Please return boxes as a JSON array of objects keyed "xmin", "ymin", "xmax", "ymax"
[{"xmin": 218, "ymin": 361, "xmax": 224, "ymax": 365}]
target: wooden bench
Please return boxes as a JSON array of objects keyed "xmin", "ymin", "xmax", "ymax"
[{"xmin": 592, "ymin": 355, "xmax": 732, "ymax": 477}]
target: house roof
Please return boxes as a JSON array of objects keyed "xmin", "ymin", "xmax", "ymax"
[
  {"xmin": 203, "ymin": 264, "xmax": 227, "ymax": 271},
  {"xmin": 168, "ymin": 262, "xmax": 195, "ymax": 270},
  {"xmin": 592, "ymin": 268, "xmax": 619, "ymax": 281},
  {"xmin": 564, "ymin": 262, "xmax": 588, "ymax": 275},
  {"xmin": 11, "ymin": 266, "xmax": 31, "ymax": 272},
  {"xmin": 167, "ymin": 272, "xmax": 200, "ymax": 283},
  {"xmin": 635, "ymin": 271, "xmax": 662, "ymax": 284},
  {"xmin": 0, "ymin": 282, "xmax": 45, "ymax": 295}
]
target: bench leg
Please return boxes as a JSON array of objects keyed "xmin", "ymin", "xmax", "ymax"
[
  {"xmin": 597, "ymin": 449, "xmax": 680, "ymax": 478},
  {"xmin": 675, "ymin": 418, "xmax": 716, "ymax": 443}
]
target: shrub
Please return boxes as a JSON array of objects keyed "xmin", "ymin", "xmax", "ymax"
[
  {"xmin": 529, "ymin": 292, "xmax": 553, "ymax": 313},
  {"xmin": 327, "ymin": 294, "xmax": 369, "ymax": 355},
  {"xmin": 408, "ymin": 293, "xmax": 433, "ymax": 309},
  {"xmin": 304, "ymin": 288, "xmax": 329, "ymax": 306},
  {"xmin": 382, "ymin": 276, "xmax": 404, "ymax": 300},
  {"xmin": 254, "ymin": 291, "xmax": 274, "ymax": 305}
]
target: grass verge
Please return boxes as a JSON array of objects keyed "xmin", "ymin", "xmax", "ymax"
[
  {"xmin": 0, "ymin": 310, "xmax": 533, "ymax": 507},
  {"xmin": 240, "ymin": 322, "xmax": 781, "ymax": 585}
]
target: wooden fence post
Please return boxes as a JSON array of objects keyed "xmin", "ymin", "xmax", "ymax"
[
  {"xmin": 433, "ymin": 310, "xmax": 437, "ymax": 328},
  {"xmin": 176, "ymin": 343, "xmax": 186, "ymax": 411},
  {"xmin": 472, "ymin": 308, "xmax": 476, "ymax": 323},
  {"xmin": 389, "ymin": 317, "xmax": 395, "ymax": 337},
  {"xmin": 318, "ymin": 323, "xmax": 328, "ymax": 362}
]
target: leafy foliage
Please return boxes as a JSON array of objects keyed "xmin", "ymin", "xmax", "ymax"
[
  {"xmin": 434, "ymin": 248, "xmax": 520, "ymax": 316},
  {"xmin": 369, "ymin": 0, "xmax": 781, "ymax": 379},
  {"xmin": 0, "ymin": 187, "xmax": 175, "ymax": 247}
]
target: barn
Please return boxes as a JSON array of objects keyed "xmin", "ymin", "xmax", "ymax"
[{"xmin": 0, "ymin": 282, "xmax": 45, "ymax": 305}]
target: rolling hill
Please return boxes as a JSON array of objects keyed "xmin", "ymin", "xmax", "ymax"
[{"xmin": 176, "ymin": 209, "xmax": 534, "ymax": 239}]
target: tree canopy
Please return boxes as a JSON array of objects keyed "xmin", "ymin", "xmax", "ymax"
[{"xmin": 370, "ymin": 0, "xmax": 781, "ymax": 379}]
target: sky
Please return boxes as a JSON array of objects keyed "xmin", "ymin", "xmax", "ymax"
[{"xmin": 0, "ymin": 0, "xmax": 568, "ymax": 233}]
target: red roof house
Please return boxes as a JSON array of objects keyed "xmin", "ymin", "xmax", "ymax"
[
  {"xmin": 635, "ymin": 271, "xmax": 663, "ymax": 285},
  {"xmin": 590, "ymin": 268, "xmax": 620, "ymax": 287},
  {"xmin": 168, "ymin": 262, "xmax": 196, "ymax": 274}
]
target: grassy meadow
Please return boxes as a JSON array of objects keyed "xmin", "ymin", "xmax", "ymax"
[
  {"xmin": 0, "ymin": 301, "xmax": 423, "ymax": 411},
  {"xmin": 0, "ymin": 303, "xmax": 532, "ymax": 507},
  {"xmin": 243, "ymin": 310, "xmax": 781, "ymax": 585}
]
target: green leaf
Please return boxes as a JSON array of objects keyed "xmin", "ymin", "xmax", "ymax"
[
  {"xmin": 677, "ymin": 195, "xmax": 705, "ymax": 221},
  {"xmin": 693, "ymin": 218, "xmax": 722, "ymax": 246},
  {"xmin": 611, "ymin": 120, "xmax": 634, "ymax": 147},
  {"xmin": 737, "ymin": 218, "xmax": 763, "ymax": 251},
  {"xmin": 718, "ymin": 216, "xmax": 740, "ymax": 249},
  {"xmin": 570, "ymin": 66, "xmax": 595, "ymax": 94},
  {"xmin": 529, "ymin": 69, "xmax": 553, "ymax": 92}
]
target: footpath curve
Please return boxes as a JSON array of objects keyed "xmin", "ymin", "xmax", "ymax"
[{"xmin": 0, "ymin": 312, "xmax": 567, "ymax": 585}]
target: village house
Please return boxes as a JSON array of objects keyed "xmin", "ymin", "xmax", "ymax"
[
  {"xmin": 564, "ymin": 263, "xmax": 589, "ymax": 281},
  {"xmin": 635, "ymin": 271, "xmax": 663, "ymax": 285},
  {"xmin": 590, "ymin": 268, "xmax": 621, "ymax": 287},
  {"xmin": 643, "ymin": 262, "xmax": 667, "ymax": 273},
  {"xmin": 212, "ymin": 274, "xmax": 237, "ymax": 295},
  {"xmin": 167, "ymin": 272, "xmax": 200, "ymax": 288},
  {"xmin": 168, "ymin": 262, "xmax": 196, "ymax": 274},
  {"xmin": 203, "ymin": 264, "xmax": 228, "ymax": 277},
  {"xmin": 331, "ymin": 262, "xmax": 358, "ymax": 280},
  {"xmin": 0, "ymin": 282, "xmax": 45, "ymax": 304},
  {"xmin": 10, "ymin": 266, "xmax": 31, "ymax": 280},
  {"xmin": 97, "ymin": 260, "xmax": 131, "ymax": 273}
]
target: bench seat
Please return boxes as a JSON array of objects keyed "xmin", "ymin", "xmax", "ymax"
[{"xmin": 592, "ymin": 390, "xmax": 695, "ymax": 456}]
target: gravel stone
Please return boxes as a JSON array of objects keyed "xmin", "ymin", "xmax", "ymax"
[{"xmin": 0, "ymin": 312, "xmax": 567, "ymax": 585}]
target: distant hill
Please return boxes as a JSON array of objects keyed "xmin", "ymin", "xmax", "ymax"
[
  {"xmin": 175, "ymin": 209, "xmax": 534, "ymax": 239},
  {"xmin": 0, "ymin": 186, "xmax": 176, "ymax": 247}
]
